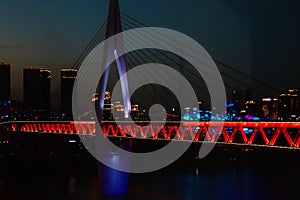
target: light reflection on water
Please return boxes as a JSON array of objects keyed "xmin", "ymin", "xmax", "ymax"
[{"xmin": 0, "ymin": 158, "xmax": 298, "ymax": 200}]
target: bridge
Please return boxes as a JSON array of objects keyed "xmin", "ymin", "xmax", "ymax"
[
  {"xmin": 3, "ymin": 121, "xmax": 300, "ymax": 149},
  {"xmin": 5, "ymin": 0, "xmax": 296, "ymax": 196}
]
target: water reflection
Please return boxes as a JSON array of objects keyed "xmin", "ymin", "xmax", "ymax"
[{"xmin": 0, "ymin": 157, "xmax": 299, "ymax": 199}]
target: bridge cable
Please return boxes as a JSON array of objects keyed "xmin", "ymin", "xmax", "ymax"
[{"xmin": 121, "ymin": 12, "xmax": 280, "ymax": 97}]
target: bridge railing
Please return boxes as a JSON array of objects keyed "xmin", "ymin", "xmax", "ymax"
[
  {"xmin": 2, "ymin": 121, "xmax": 95, "ymax": 135},
  {"xmin": 2, "ymin": 121, "xmax": 300, "ymax": 148}
]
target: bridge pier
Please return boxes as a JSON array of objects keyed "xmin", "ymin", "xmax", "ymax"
[
  {"xmin": 98, "ymin": 162, "xmax": 129, "ymax": 198},
  {"xmin": 97, "ymin": 137, "xmax": 132, "ymax": 197}
]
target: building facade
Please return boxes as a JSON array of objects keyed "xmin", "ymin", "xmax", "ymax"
[
  {"xmin": 261, "ymin": 98, "xmax": 279, "ymax": 120},
  {"xmin": 232, "ymin": 89, "xmax": 244, "ymax": 113},
  {"xmin": 279, "ymin": 89, "xmax": 300, "ymax": 121},
  {"xmin": 23, "ymin": 68, "xmax": 51, "ymax": 109},
  {"xmin": 0, "ymin": 61, "xmax": 10, "ymax": 101},
  {"xmin": 61, "ymin": 68, "xmax": 77, "ymax": 116}
]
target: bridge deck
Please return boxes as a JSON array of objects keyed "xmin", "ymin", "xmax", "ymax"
[{"xmin": 2, "ymin": 121, "xmax": 300, "ymax": 149}]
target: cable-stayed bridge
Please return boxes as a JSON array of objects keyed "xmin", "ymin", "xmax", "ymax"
[
  {"xmin": 50, "ymin": 3, "xmax": 282, "ymax": 109},
  {"xmin": 1, "ymin": 1, "xmax": 299, "ymax": 197},
  {"xmin": 2, "ymin": 121, "xmax": 300, "ymax": 150},
  {"xmin": 13, "ymin": 0, "xmax": 298, "ymax": 153}
]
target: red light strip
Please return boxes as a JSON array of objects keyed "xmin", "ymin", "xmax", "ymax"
[{"xmin": 6, "ymin": 121, "xmax": 300, "ymax": 148}]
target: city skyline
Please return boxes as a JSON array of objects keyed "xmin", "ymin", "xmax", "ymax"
[
  {"xmin": 1, "ymin": 2, "xmax": 300, "ymax": 199},
  {"xmin": 2, "ymin": 62, "xmax": 300, "ymax": 122},
  {"xmin": 1, "ymin": 0, "xmax": 299, "ymax": 102}
]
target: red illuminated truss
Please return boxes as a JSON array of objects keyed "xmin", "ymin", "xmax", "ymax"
[{"xmin": 4, "ymin": 121, "xmax": 300, "ymax": 148}]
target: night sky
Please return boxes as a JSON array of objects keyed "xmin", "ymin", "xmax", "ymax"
[{"xmin": 1, "ymin": 0, "xmax": 299, "ymax": 104}]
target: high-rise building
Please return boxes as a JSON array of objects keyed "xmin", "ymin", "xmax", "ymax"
[
  {"xmin": 245, "ymin": 89, "xmax": 254, "ymax": 101},
  {"xmin": 0, "ymin": 61, "xmax": 10, "ymax": 101},
  {"xmin": 61, "ymin": 68, "xmax": 77, "ymax": 115},
  {"xmin": 232, "ymin": 89, "xmax": 244, "ymax": 113},
  {"xmin": 23, "ymin": 68, "xmax": 51, "ymax": 109},
  {"xmin": 261, "ymin": 98, "xmax": 279, "ymax": 120},
  {"xmin": 242, "ymin": 89, "xmax": 259, "ymax": 117},
  {"xmin": 92, "ymin": 92, "xmax": 113, "ymax": 121},
  {"xmin": 279, "ymin": 89, "xmax": 300, "ymax": 121},
  {"xmin": 245, "ymin": 99, "xmax": 259, "ymax": 116}
]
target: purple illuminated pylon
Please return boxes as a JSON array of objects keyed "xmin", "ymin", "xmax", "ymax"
[
  {"xmin": 114, "ymin": 49, "xmax": 131, "ymax": 118},
  {"xmin": 98, "ymin": 0, "xmax": 131, "ymax": 119},
  {"xmin": 97, "ymin": 0, "xmax": 131, "ymax": 197}
]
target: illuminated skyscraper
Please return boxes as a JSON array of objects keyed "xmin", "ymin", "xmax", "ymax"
[
  {"xmin": 279, "ymin": 89, "xmax": 300, "ymax": 121},
  {"xmin": 0, "ymin": 61, "xmax": 10, "ymax": 101},
  {"xmin": 92, "ymin": 91, "xmax": 113, "ymax": 120},
  {"xmin": 261, "ymin": 97, "xmax": 279, "ymax": 120},
  {"xmin": 245, "ymin": 99, "xmax": 259, "ymax": 116},
  {"xmin": 23, "ymin": 68, "xmax": 51, "ymax": 109},
  {"xmin": 245, "ymin": 89, "xmax": 254, "ymax": 101},
  {"xmin": 232, "ymin": 89, "xmax": 244, "ymax": 113},
  {"xmin": 61, "ymin": 68, "xmax": 77, "ymax": 115}
]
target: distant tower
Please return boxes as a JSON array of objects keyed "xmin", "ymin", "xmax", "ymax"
[
  {"xmin": 242, "ymin": 89, "xmax": 259, "ymax": 116},
  {"xmin": 61, "ymin": 68, "xmax": 77, "ymax": 116},
  {"xmin": 23, "ymin": 68, "xmax": 51, "ymax": 109},
  {"xmin": 0, "ymin": 61, "xmax": 10, "ymax": 101},
  {"xmin": 279, "ymin": 89, "xmax": 300, "ymax": 121},
  {"xmin": 232, "ymin": 89, "xmax": 244, "ymax": 113},
  {"xmin": 261, "ymin": 97, "xmax": 279, "ymax": 120},
  {"xmin": 245, "ymin": 89, "xmax": 254, "ymax": 101}
]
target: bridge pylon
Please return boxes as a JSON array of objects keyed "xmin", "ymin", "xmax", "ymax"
[
  {"xmin": 96, "ymin": 0, "xmax": 131, "ymax": 197},
  {"xmin": 98, "ymin": 0, "xmax": 131, "ymax": 120}
]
